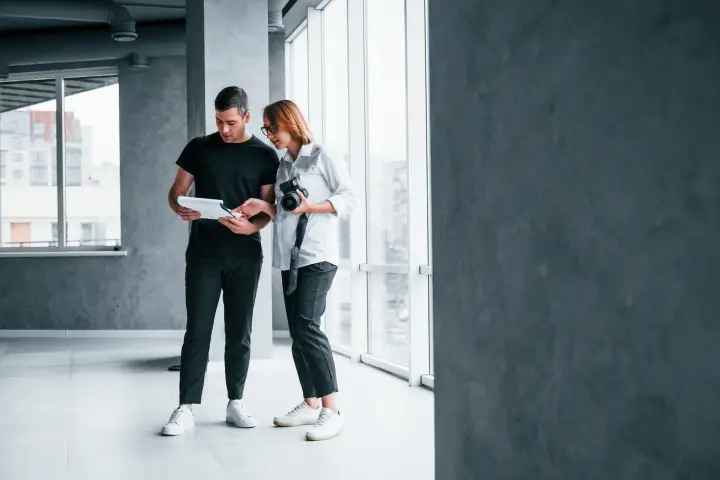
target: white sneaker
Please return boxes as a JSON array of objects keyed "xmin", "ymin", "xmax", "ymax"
[
  {"xmin": 273, "ymin": 402, "xmax": 321, "ymax": 427},
  {"xmin": 305, "ymin": 408, "xmax": 344, "ymax": 441},
  {"xmin": 161, "ymin": 405, "xmax": 194, "ymax": 436},
  {"xmin": 226, "ymin": 400, "xmax": 257, "ymax": 428}
]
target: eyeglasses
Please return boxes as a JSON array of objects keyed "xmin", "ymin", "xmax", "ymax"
[{"xmin": 261, "ymin": 125, "xmax": 278, "ymax": 136}]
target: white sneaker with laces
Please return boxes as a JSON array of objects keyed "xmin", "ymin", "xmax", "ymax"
[
  {"xmin": 226, "ymin": 400, "xmax": 258, "ymax": 428},
  {"xmin": 305, "ymin": 408, "xmax": 344, "ymax": 441},
  {"xmin": 161, "ymin": 405, "xmax": 194, "ymax": 436},
  {"xmin": 273, "ymin": 402, "xmax": 321, "ymax": 427}
]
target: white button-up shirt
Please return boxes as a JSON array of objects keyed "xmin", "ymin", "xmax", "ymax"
[{"xmin": 272, "ymin": 143, "xmax": 357, "ymax": 271}]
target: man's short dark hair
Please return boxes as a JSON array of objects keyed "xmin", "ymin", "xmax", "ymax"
[{"xmin": 215, "ymin": 86, "xmax": 249, "ymax": 114}]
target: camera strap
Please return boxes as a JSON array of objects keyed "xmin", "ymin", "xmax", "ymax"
[{"xmin": 285, "ymin": 213, "xmax": 309, "ymax": 296}]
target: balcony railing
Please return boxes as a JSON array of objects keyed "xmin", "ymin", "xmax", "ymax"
[{"xmin": 0, "ymin": 238, "xmax": 121, "ymax": 248}]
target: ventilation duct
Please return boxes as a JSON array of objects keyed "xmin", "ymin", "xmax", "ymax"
[
  {"xmin": 268, "ymin": 0, "xmax": 285, "ymax": 32},
  {"xmin": 0, "ymin": 0, "xmax": 137, "ymax": 42},
  {"xmin": 127, "ymin": 52, "xmax": 150, "ymax": 71},
  {"xmin": 0, "ymin": 22, "xmax": 184, "ymax": 70}
]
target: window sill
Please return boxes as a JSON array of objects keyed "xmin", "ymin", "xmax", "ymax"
[
  {"xmin": 360, "ymin": 353, "xmax": 410, "ymax": 380},
  {"xmin": 421, "ymin": 374, "xmax": 434, "ymax": 390},
  {"xmin": 0, "ymin": 249, "xmax": 127, "ymax": 258}
]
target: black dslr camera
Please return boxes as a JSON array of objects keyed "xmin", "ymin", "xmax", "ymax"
[{"xmin": 279, "ymin": 177, "xmax": 309, "ymax": 212}]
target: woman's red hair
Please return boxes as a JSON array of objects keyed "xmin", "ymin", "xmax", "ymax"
[{"xmin": 263, "ymin": 100, "xmax": 314, "ymax": 145}]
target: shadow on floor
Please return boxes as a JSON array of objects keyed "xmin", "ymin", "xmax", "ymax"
[
  {"xmin": 124, "ymin": 356, "xmax": 181, "ymax": 372},
  {"xmin": 68, "ymin": 356, "xmax": 181, "ymax": 372}
]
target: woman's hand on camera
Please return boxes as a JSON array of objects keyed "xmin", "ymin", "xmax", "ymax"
[
  {"xmin": 240, "ymin": 198, "xmax": 265, "ymax": 218},
  {"xmin": 291, "ymin": 190, "xmax": 313, "ymax": 215}
]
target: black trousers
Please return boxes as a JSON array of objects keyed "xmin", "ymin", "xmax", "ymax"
[
  {"xmin": 179, "ymin": 254, "xmax": 262, "ymax": 405},
  {"xmin": 281, "ymin": 261, "xmax": 339, "ymax": 399}
]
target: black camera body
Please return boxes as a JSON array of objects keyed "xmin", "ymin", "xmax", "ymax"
[{"xmin": 279, "ymin": 177, "xmax": 309, "ymax": 212}]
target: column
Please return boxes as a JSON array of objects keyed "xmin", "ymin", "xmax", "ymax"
[
  {"xmin": 429, "ymin": 0, "xmax": 720, "ymax": 478},
  {"xmin": 268, "ymin": 31, "xmax": 288, "ymax": 334},
  {"xmin": 186, "ymin": 0, "xmax": 273, "ymax": 361}
]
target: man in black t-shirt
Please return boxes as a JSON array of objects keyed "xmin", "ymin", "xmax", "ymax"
[{"xmin": 161, "ymin": 87, "xmax": 279, "ymax": 436}]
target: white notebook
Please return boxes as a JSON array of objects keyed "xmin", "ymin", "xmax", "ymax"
[{"xmin": 177, "ymin": 196, "xmax": 240, "ymax": 220}]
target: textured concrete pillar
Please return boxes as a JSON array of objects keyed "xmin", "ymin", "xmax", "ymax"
[
  {"xmin": 186, "ymin": 0, "xmax": 273, "ymax": 361},
  {"xmin": 268, "ymin": 31, "xmax": 289, "ymax": 333},
  {"xmin": 429, "ymin": 0, "xmax": 720, "ymax": 479}
]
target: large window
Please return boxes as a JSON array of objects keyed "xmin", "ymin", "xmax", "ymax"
[
  {"xmin": 321, "ymin": 0, "xmax": 352, "ymax": 349},
  {"xmin": 365, "ymin": 0, "xmax": 411, "ymax": 367},
  {"xmin": 64, "ymin": 76, "xmax": 121, "ymax": 247},
  {"xmin": 0, "ymin": 81, "xmax": 58, "ymax": 247},
  {"xmin": 287, "ymin": 27, "xmax": 309, "ymax": 120},
  {"xmin": 0, "ymin": 73, "xmax": 120, "ymax": 250},
  {"xmin": 286, "ymin": 0, "xmax": 432, "ymax": 386}
]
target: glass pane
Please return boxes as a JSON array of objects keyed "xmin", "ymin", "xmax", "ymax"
[
  {"xmin": 290, "ymin": 28, "xmax": 309, "ymax": 120},
  {"xmin": 64, "ymin": 76, "xmax": 121, "ymax": 247},
  {"xmin": 429, "ymin": 280, "xmax": 434, "ymax": 374},
  {"xmin": 321, "ymin": 0, "xmax": 352, "ymax": 348},
  {"xmin": 368, "ymin": 273, "xmax": 410, "ymax": 366},
  {"xmin": 366, "ymin": 0, "xmax": 410, "ymax": 364},
  {"xmin": 0, "ymin": 79, "xmax": 58, "ymax": 247}
]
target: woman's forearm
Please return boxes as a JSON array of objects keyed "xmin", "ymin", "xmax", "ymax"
[{"xmin": 308, "ymin": 200, "xmax": 336, "ymax": 215}]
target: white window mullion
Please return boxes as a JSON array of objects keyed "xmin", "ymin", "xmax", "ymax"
[
  {"xmin": 347, "ymin": 0, "xmax": 369, "ymax": 362},
  {"xmin": 307, "ymin": 7, "xmax": 324, "ymax": 142},
  {"xmin": 285, "ymin": 39, "xmax": 293, "ymax": 100},
  {"xmin": 55, "ymin": 76, "xmax": 66, "ymax": 248},
  {"xmin": 405, "ymin": 0, "xmax": 431, "ymax": 386}
]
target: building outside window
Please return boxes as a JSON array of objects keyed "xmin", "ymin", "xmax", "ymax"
[
  {"xmin": 29, "ymin": 151, "xmax": 49, "ymax": 186},
  {"xmin": 0, "ymin": 74, "xmax": 121, "ymax": 249}
]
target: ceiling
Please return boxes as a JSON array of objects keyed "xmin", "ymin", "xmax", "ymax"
[
  {"xmin": 0, "ymin": 1, "xmax": 186, "ymax": 34},
  {"xmin": 0, "ymin": 0, "xmax": 295, "ymax": 113},
  {"xmin": 0, "ymin": 76, "xmax": 118, "ymax": 114}
]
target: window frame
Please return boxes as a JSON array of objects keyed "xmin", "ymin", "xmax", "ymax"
[
  {"xmin": 289, "ymin": 0, "xmax": 431, "ymax": 385},
  {"xmin": 285, "ymin": 21, "xmax": 310, "ymax": 121},
  {"xmin": 0, "ymin": 67, "xmax": 125, "ymax": 257},
  {"xmin": 319, "ymin": 0, "xmax": 353, "ymax": 350}
]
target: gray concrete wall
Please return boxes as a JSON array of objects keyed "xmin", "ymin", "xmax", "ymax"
[
  {"xmin": 269, "ymin": 32, "xmax": 285, "ymax": 103},
  {"xmin": 429, "ymin": 0, "xmax": 720, "ymax": 479},
  {"xmin": 268, "ymin": 31, "xmax": 288, "ymax": 332},
  {"xmin": 0, "ymin": 56, "xmax": 189, "ymax": 330}
]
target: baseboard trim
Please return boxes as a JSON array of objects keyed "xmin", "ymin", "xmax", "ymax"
[
  {"xmin": 273, "ymin": 330, "xmax": 290, "ymax": 339},
  {"xmin": 0, "ymin": 330, "xmax": 185, "ymax": 339},
  {"xmin": 1, "ymin": 329, "xmax": 293, "ymax": 340}
]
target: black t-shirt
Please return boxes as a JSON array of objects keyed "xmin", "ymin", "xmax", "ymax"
[{"xmin": 176, "ymin": 133, "xmax": 279, "ymax": 258}]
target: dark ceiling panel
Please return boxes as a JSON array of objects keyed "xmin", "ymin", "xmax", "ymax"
[
  {"xmin": 0, "ymin": 75, "xmax": 118, "ymax": 114},
  {"xmin": 0, "ymin": 0, "xmax": 185, "ymax": 34}
]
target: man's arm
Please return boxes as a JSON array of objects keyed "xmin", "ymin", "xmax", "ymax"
[
  {"xmin": 248, "ymin": 184, "xmax": 276, "ymax": 230},
  {"xmin": 169, "ymin": 167, "xmax": 200, "ymax": 221},
  {"xmin": 221, "ymin": 184, "xmax": 275, "ymax": 235}
]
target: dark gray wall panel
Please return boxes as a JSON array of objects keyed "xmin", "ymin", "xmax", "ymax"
[
  {"xmin": 0, "ymin": 56, "xmax": 189, "ymax": 330},
  {"xmin": 429, "ymin": 0, "xmax": 720, "ymax": 478}
]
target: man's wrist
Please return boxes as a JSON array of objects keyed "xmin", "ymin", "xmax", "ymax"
[{"xmin": 247, "ymin": 218, "xmax": 261, "ymax": 233}]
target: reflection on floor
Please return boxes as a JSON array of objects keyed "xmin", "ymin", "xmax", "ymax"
[{"xmin": 0, "ymin": 337, "xmax": 434, "ymax": 480}]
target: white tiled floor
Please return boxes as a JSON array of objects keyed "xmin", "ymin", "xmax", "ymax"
[{"xmin": 0, "ymin": 338, "xmax": 434, "ymax": 480}]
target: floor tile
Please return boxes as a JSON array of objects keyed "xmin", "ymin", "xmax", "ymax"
[{"xmin": 0, "ymin": 338, "xmax": 434, "ymax": 480}]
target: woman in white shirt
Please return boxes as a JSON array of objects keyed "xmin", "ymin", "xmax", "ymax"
[{"xmin": 240, "ymin": 100, "xmax": 356, "ymax": 442}]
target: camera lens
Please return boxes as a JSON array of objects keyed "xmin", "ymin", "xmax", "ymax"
[{"xmin": 281, "ymin": 193, "xmax": 299, "ymax": 211}]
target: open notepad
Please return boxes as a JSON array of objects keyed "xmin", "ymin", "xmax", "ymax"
[{"xmin": 177, "ymin": 196, "xmax": 240, "ymax": 220}]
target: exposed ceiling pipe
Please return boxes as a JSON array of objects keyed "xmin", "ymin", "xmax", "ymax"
[
  {"xmin": 268, "ymin": 0, "xmax": 285, "ymax": 32},
  {"xmin": 0, "ymin": 22, "xmax": 184, "ymax": 70},
  {"xmin": 0, "ymin": 0, "xmax": 138, "ymax": 42}
]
